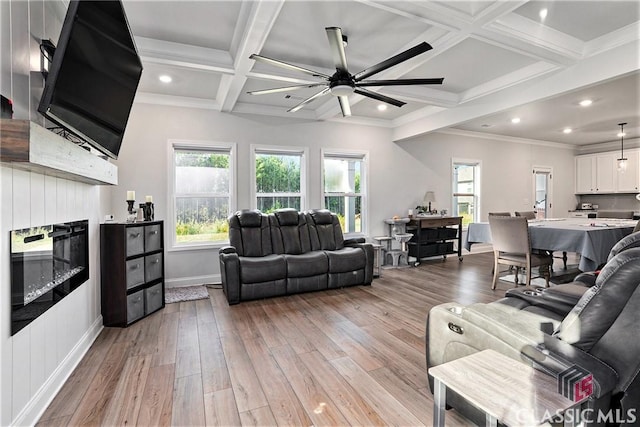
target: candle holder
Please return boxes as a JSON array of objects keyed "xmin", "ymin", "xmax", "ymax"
[
  {"xmin": 126, "ymin": 200, "xmax": 135, "ymax": 214},
  {"xmin": 144, "ymin": 202, "xmax": 154, "ymax": 221}
]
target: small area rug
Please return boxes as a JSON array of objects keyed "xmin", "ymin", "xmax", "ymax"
[{"xmin": 165, "ymin": 285, "xmax": 210, "ymax": 304}]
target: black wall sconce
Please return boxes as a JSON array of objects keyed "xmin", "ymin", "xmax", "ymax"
[{"xmin": 40, "ymin": 39, "xmax": 56, "ymax": 80}]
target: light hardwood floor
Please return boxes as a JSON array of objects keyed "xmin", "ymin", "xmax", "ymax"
[{"xmin": 37, "ymin": 252, "xmax": 543, "ymax": 426}]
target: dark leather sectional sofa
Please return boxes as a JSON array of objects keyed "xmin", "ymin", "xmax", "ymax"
[
  {"xmin": 219, "ymin": 208, "xmax": 374, "ymax": 305},
  {"xmin": 427, "ymin": 231, "xmax": 640, "ymax": 426}
]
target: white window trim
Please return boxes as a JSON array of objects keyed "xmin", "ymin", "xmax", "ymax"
[
  {"xmin": 167, "ymin": 139, "xmax": 237, "ymax": 251},
  {"xmin": 321, "ymin": 148, "xmax": 369, "ymax": 238},
  {"xmin": 451, "ymin": 157, "xmax": 481, "ymax": 227},
  {"xmin": 250, "ymin": 144, "xmax": 309, "ymax": 211}
]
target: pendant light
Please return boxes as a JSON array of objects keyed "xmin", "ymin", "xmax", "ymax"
[{"xmin": 617, "ymin": 122, "xmax": 628, "ymax": 172}]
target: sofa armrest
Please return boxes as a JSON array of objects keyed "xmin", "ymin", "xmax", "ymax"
[
  {"xmin": 219, "ymin": 245, "xmax": 237, "ymax": 255},
  {"xmin": 219, "ymin": 250, "xmax": 241, "ymax": 304},
  {"xmin": 344, "ymin": 237, "xmax": 366, "ymax": 245},
  {"xmin": 346, "ymin": 242, "xmax": 374, "ymax": 284},
  {"xmin": 573, "ymin": 271, "xmax": 598, "ymax": 287},
  {"xmin": 522, "ymin": 337, "xmax": 618, "ymax": 400}
]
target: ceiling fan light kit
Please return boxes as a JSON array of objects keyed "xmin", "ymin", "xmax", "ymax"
[{"xmin": 248, "ymin": 26, "xmax": 444, "ymax": 117}]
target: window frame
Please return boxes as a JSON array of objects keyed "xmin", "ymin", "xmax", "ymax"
[
  {"xmin": 167, "ymin": 140, "xmax": 236, "ymax": 251},
  {"xmin": 451, "ymin": 158, "xmax": 481, "ymax": 228},
  {"xmin": 250, "ymin": 144, "xmax": 308, "ymax": 212},
  {"xmin": 321, "ymin": 149, "xmax": 369, "ymax": 237}
]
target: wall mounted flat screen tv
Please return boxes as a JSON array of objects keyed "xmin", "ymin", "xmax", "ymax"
[{"xmin": 38, "ymin": 0, "xmax": 143, "ymax": 159}]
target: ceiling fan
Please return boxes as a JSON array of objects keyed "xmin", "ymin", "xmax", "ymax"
[{"xmin": 247, "ymin": 27, "xmax": 444, "ymax": 117}]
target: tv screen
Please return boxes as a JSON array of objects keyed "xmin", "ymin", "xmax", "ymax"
[{"xmin": 38, "ymin": 0, "xmax": 143, "ymax": 159}]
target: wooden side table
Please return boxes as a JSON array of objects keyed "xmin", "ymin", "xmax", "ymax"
[{"xmin": 428, "ymin": 349, "xmax": 587, "ymax": 427}]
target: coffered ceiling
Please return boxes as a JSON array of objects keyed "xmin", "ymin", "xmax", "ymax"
[{"xmin": 124, "ymin": 0, "xmax": 640, "ymax": 146}]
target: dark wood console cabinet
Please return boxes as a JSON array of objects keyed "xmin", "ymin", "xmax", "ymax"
[
  {"xmin": 407, "ymin": 216, "xmax": 463, "ymax": 265},
  {"xmin": 100, "ymin": 221, "xmax": 165, "ymax": 327}
]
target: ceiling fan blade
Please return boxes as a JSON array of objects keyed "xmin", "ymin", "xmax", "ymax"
[
  {"xmin": 338, "ymin": 96, "xmax": 351, "ymax": 117},
  {"xmin": 250, "ymin": 54, "xmax": 331, "ymax": 79},
  {"xmin": 357, "ymin": 78, "xmax": 444, "ymax": 87},
  {"xmin": 326, "ymin": 27, "xmax": 349, "ymax": 73},
  {"xmin": 354, "ymin": 88, "xmax": 405, "ymax": 107},
  {"xmin": 287, "ymin": 87, "xmax": 331, "ymax": 113},
  {"xmin": 247, "ymin": 83, "xmax": 327, "ymax": 96},
  {"xmin": 354, "ymin": 42, "xmax": 433, "ymax": 81}
]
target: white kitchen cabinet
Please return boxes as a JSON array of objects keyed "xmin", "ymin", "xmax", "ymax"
[
  {"xmin": 575, "ymin": 156, "xmax": 595, "ymax": 193},
  {"xmin": 575, "ymin": 150, "xmax": 639, "ymax": 194},
  {"xmin": 595, "ymin": 152, "xmax": 616, "ymax": 193},
  {"xmin": 616, "ymin": 149, "xmax": 640, "ymax": 193}
]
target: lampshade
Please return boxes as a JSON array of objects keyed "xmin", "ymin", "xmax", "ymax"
[
  {"xmin": 617, "ymin": 122, "xmax": 628, "ymax": 172},
  {"xmin": 423, "ymin": 191, "xmax": 436, "ymax": 204}
]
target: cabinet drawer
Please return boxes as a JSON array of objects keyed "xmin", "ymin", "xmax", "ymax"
[
  {"xmin": 126, "ymin": 226, "xmax": 144, "ymax": 257},
  {"xmin": 145, "ymin": 253, "xmax": 163, "ymax": 282},
  {"xmin": 145, "ymin": 283, "xmax": 164, "ymax": 314},
  {"xmin": 125, "ymin": 258, "xmax": 145, "ymax": 289},
  {"xmin": 127, "ymin": 290, "xmax": 144, "ymax": 323},
  {"xmin": 145, "ymin": 224, "xmax": 162, "ymax": 252}
]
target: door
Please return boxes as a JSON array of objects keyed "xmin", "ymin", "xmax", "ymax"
[
  {"xmin": 575, "ymin": 155, "xmax": 594, "ymax": 193},
  {"xmin": 595, "ymin": 153, "xmax": 616, "ymax": 193},
  {"xmin": 533, "ymin": 166, "xmax": 553, "ymax": 218}
]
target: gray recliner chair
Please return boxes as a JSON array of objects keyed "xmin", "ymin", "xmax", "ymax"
[{"xmin": 427, "ymin": 246, "xmax": 640, "ymax": 426}]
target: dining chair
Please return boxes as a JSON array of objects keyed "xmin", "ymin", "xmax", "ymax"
[
  {"xmin": 596, "ymin": 210, "xmax": 634, "ymax": 219},
  {"xmin": 488, "ymin": 212, "xmax": 511, "ymax": 217},
  {"xmin": 488, "ymin": 216, "xmax": 552, "ymax": 290},
  {"xmin": 634, "ymin": 221, "xmax": 640, "ymax": 233},
  {"xmin": 514, "ymin": 211, "xmax": 536, "ymax": 220}
]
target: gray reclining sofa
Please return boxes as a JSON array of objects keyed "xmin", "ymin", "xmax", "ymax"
[
  {"xmin": 219, "ymin": 208, "xmax": 374, "ymax": 305},
  {"xmin": 427, "ymin": 232, "xmax": 640, "ymax": 426}
]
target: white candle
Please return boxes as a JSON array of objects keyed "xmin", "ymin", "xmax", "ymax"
[
  {"xmin": 145, "ymin": 195, "xmax": 153, "ymax": 203},
  {"xmin": 127, "ymin": 190, "xmax": 135, "ymax": 200}
]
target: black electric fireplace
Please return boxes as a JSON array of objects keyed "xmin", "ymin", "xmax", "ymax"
[{"xmin": 10, "ymin": 219, "xmax": 89, "ymax": 335}]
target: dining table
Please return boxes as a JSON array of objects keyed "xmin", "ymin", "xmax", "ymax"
[{"xmin": 464, "ymin": 217, "xmax": 637, "ymax": 272}]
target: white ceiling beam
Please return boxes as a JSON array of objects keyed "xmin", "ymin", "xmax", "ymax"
[
  {"xmin": 135, "ymin": 37, "xmax": 234, "ymax": 74},
  {"xmin": 134, "ymin": 92, "xmax": 220, "ymax": 110},
  {"xmin": 218, "ymin": 0, "xmax": 285, "ymax": 112},
  {"xmin": 392, "ymin": 40, "xmax": 640, "ymax": 142}
]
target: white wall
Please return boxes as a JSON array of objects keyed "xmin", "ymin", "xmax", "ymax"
[
  {"xmin": 1, "ymin": 1, "xmax": 109, "ymax": 424},
  {"xmin": 397, "ymin": 131, "xmax": 579, "ymax": 220}
]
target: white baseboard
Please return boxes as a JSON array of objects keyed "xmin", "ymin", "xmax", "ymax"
[
  {"xmin": 14, "ymin": 316, "xmax": 104, "ymax": 427},
  {"xmin": 165, "ymin": 274, "xmax": 221, "ymax": 288}
]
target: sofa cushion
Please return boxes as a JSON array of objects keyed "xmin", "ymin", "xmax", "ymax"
[
  {"xmin": 284, "ymin": 251, "xmax": 328, "ymax": 278},
  {"xmin": 270, "ymin": 209, "xmax": 311, "ymax": 255},
  {"xmin": 307, "ymin": 209, "xmax": 345, "ymax": 251},
  {"xmin": 229, "ymin": 210, "xmax": 272, "ymax": 257},
  {"xmin": 326, "ymin": 247, "xmax": 366, "ymax": 273},
  {"xmin": 239, "ymin": 254, "xmax": 286, "ymax": 283}
]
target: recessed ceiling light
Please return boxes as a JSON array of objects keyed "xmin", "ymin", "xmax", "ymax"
[
  {"xmin": 159, "ymin": 75, "xmax": 172, "ymax": 83},
  {"xmin": 539, "ymin": 8, "xmax": 548, "ymax": 21},
  {"xmin": 377, "ymin": 104, "xmax": 387, "ymax": 111},
  {"xmin": 579, "ymin": 99, "xmax": 592, "ymax": 107},
  {"xmin": 563, "ymin": 128, "xmax": 572, "ymax": 134},
  {"xmin": 511, "ymin": 117, "xmax": 521, "ymax": 124}
]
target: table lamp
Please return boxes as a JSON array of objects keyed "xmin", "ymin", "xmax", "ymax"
[{"xmin": 424, "ymin": 191, "xmax": 436, "ymax": 213}]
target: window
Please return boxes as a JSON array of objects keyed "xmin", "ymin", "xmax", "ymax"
[
  {"xmin": 252, "ymin": 147, "xmax": 306, "ymax": 212},
  {"xmin": 452, "ymin": 160, "xmax": 480, "ymax": 227},
  {"xmin": 323, "ymin": 151, "xmax": 367, "ymax": 234},
  {"xmin": 171, "ymin": 143, "xmax": 235, "ymax": 247}
]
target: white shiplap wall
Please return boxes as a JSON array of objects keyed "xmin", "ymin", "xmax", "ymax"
[
  {"xmin": 0, "ymin": 166, "xmax": 106, "ymax": 426},
  {"xmin": 1, "ymin": 0, "xmax": 110, "ymax": 424}
]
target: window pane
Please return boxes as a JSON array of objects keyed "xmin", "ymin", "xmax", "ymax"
[
  {"xmin": 454, "ymin": 195, "xmax": 475, "ymax": 227},
  {"xmin": 325, "ymin": 195, "xmax": 361, "ymax": 233},
  {"xmin": 175, "ymin": 151, "xmax": 229, "ymax": 194},
  {"xmin": 324, "ymin": 158, "xmax": 361, "ymax": 193},
  {"xmin": 257, "ymin": 196, "xmax": 301, "ymax": 213},
  {"xmin": 175, "ymin": 197, "xmax": 229, "ymax": 243},
  {"xmin": 256, "ymin": 153, "xmax": 301, "ymax": 193}
]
